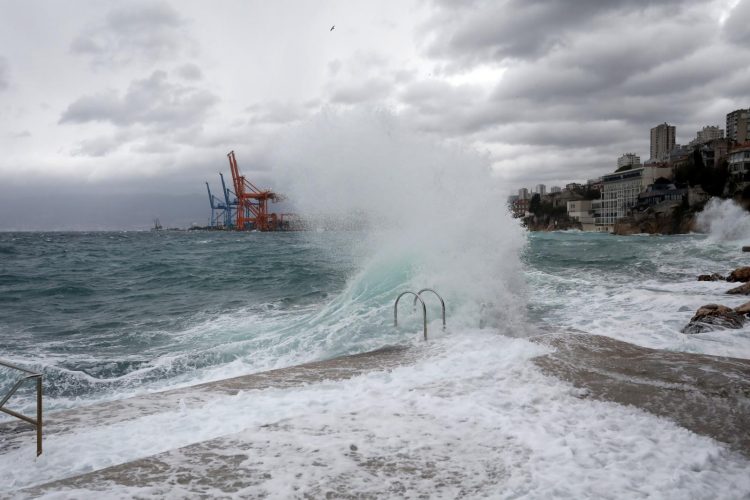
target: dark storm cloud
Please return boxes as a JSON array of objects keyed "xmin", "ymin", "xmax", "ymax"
[
  {"xmin": 0, "ymin": 56, "xmax": 8, "ymax": 90},
  {"xmin": 60, "ymin": 70, "xmax": 218, "ymax": 128},
  {"xmin": 486, "ymin": 120, "xmax": 641, "ymax": 149},
  {"xmin": 410, "ymin": 0, "xmax": 750, "ymax": 188},
  {"xmin": 425, "ymin": 0, "xmax": 696, "ymax": 67},
  {"xmin": 71, "ymin": 1, "xmax": 192, "ymax": 66}
]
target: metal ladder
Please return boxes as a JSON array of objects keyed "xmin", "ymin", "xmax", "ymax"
[
  {"xmin": 0, "ymin": 360, "xmax": 43, "ymax": 456},
  {"xmin": 393, "ymin": 289, "xmax": 446, "ymax": 340}
]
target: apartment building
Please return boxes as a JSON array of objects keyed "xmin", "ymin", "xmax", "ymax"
[
  {"xmin": 726, "ymin": 109, "xmax": 749, "ymax": 143},
  {"xmin": 650, "ymin": 123, "xmax": 676, "ymax": 161},
  {"xmin": 690, "ymin": 125, "xmax": 724, "ymax": 146},
  {"xmin": 728, "ymin": 146, "xmax": 750, "ymax": 178},
  {"xmin": 617, "ymin": 153, "xmax": 641, "ymax": 169}
]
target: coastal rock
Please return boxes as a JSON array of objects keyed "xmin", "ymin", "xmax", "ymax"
[
  {"xmin": 681, "ymin": 304, "xmax": 745, "ymax": 334},
  {"xmin": 743, "ymin": 246, "xmax": 750, "ymax": 253},
  {"xmin": 727, "ymin": 282, "xmax": 750, "ymax": 295},
  {"xmin": 735, "ymin": 301, "xmax": 750, "ymax": 315},
  {"xmin": 698, "ymin": 273, "xmax": 725, "ymax": 281},
  {"xmin": 727, "ymin": 266, "xmax": 750, "ymax": 282}
]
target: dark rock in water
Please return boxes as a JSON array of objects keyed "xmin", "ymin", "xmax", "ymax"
[
  {"xmin": 743, "ymin": 246, "xmax": 750, "ymax": 252},
  {"xmin": 735, "ymin": 301, "xmax": 750, "ymax": 315},
  {"xmin": 727, "ymin": 266, "xmax": 750, "ymax": 282},
  {"xmin": 698, "ymin": 273, "xmax": 726, "ymax": 281},
  {"xmin": 532, "ymin": 333, "xmax": 750, "ymax": 458},
  {"xmin": 681, "ymin": 304, "xmax": 745, "ymax": 334},
  {"xmin": 727, "ymin": 282, "xmax": 750, "ymax": 295},
  {"xmin": 677, "ymin": 305, "xmax": 692, "ymax": 312}
]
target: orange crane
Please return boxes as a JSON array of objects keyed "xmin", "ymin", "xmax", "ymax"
[{"xmin": 227, "ymin": 150, "xmax": 279, "ymax": 231}]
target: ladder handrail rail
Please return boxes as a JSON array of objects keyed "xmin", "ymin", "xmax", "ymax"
[
  {"xmin": 394, "ymin": 291, "xmax": 428, "ymax": 341},
  {"xmin": 0, "ymin": 360, "xmax": 43, "ymax": 456},
  {"xmin": 412, "ymin": 288, "xmax": 446, "ymax": 329}
]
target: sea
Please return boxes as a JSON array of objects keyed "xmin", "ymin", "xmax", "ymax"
[
  {"xmin": 1, "ymin": 113, "xmax": 750, "ymax": 496},
  {"xmin": 1, "ymin": 196, "xmax": 750, "ymax": 497}
]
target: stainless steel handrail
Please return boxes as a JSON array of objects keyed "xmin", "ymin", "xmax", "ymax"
[
  {"xmin": 0, "ymin": 360, "xmax": 43, "ymax": 456},
  {"xmin": 394, "ymin": 291, "xmax": 428, "ymax": 341},
  {"xmin": 412, "ymin": 288, "xmax": 446, "ymax": 330}
]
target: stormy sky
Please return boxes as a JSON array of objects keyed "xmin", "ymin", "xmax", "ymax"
[{"xmin": 0, "ymin": 0, "xmax": 748, "ymax": 229}]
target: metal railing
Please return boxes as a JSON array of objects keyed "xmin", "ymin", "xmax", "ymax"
[
  {"xmin": 394, "ymin": 291, "xmax": 428, "ymax": 341},
  {"xmin": 412, "ymin": 288, "xmax": 446, "ymax": 330},
  {"xmin": 0, "ymin": 360, "xmax": 43, "ymax": 456}
]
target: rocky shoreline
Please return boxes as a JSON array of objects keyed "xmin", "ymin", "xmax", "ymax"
[{"xmin": 684, "ymin": 266, "xmax": 750, "ymax": 334}]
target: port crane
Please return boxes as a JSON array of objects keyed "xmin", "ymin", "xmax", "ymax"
[{"xmin": 227, "ymin": 150, "xmax": 280, "ymax": 231}]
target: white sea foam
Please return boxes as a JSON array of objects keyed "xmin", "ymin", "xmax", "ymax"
[
  {"xmin": 270, "ymin": 109, "xmax": 528, "ymax": 333},
  {"xmin": 526, "ymin": 232, "xmax": 750, "ymax": 358},
  {"xmin": 696, "ymin": 197, "xmax": 750, "ymax": 243},
  {"xmin": 3, "ymin": 331, "xmax": 748, "ymax": 498}
]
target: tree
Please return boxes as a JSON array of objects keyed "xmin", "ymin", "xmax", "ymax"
[{"xmin": 529, "ymin": 193, "xmax": 541, "ymax": 216}]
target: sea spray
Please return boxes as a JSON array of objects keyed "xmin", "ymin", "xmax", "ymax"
[
  {"xmin": 269, "ymin": 109, "xmax": 528, "ymax": 333},
  {"xmin": 696, "ymin": 197, "xmax": 750, "ymax": 243}
]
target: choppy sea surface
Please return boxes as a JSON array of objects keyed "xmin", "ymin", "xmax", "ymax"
[{"xmin": 2, "ymin": 214, "xmax": 750, "ymax": 496}]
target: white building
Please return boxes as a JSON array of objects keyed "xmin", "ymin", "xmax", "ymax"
[
  {"xmin": 567, "ymin": 200, "xmax": 595, "ymax": 231},
  {"xmin": 518, "ymin": 188, "xmax": 530, "ymax": 200},
  {"xmin": 650, "ymin": 123, "xmax": 676, "ymax": 162},
  {"xmin": 535, "ymin": 184, "xmax": 547, "ymax": 196},
  {"xmin": 690, "ymin": 125, "xmax": 724, "ymax": 146},
  {"xmin": 595, "ymin": 165, "xmax": 673, "ymax": 232},
  {"xmin": 550, "ymin": 186, "xmax": 562, "ymax": 193},
  {"xmin": 728, "ymin": 146, "xmax": 750, "ymax": 177},
  {"xmin": 617, "ymin": 153, "xmax": 641, "ymax": 169}
]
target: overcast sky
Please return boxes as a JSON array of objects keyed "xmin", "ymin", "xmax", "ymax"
[{"xmin": 1, "ymin": 0, "xmax": 748, "ymax": 229}]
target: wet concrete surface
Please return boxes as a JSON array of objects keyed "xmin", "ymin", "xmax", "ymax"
[
  {"xmin": 0, "ymin": 346, "xmax": 413, "ymax": 454},
  {"xmin": 7, "ymin": 333, "xmax": 750, "ymax": 497},
  {"xmin": 531, "ymin": 333, "xmax": 750, "ymax": 458}
]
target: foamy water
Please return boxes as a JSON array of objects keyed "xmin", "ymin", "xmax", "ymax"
[{"xmin": 4, "ymin": 332, "xmax": 750, "ymax": 498}]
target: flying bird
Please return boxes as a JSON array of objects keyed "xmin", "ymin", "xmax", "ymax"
[{"xmin": 330, "ymin": 25, "xmax": 335, "ymax": 31}]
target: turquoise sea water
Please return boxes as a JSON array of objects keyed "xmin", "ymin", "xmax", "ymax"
[{"xmin": 1, "ymin": 228, "xmax": 749, "ymax": 414}]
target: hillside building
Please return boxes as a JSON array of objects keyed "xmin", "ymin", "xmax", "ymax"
[
  {"xmin": 690, "ymin": 125, "xmax": 724, "ymax": 146},
  {"xmin": 595, "ymin": 165, "xmax": 673, "ymax": 232},
  {"xmin": 728, "ymin": 146, "xmax": 750, "ymax": 178},
  {"xmin": 617, "ymin": 153, "xmax": 641, "ymax": 169},
  {"xmin": 567, "ymin": 200, "xmax": 595, "ymax": 231},
  {"xmin": 726, "ymin": 109, "xmax": 750, "ymax": 144},
  {"xmin": 650, "ymin": 123, "xmax": 676, "ymax": 162}
]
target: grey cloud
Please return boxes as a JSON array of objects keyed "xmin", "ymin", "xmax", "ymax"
[
  {"xmin": 724, "ymin": 0, "xmax": 750, "ymax": 46},
  {"xmin": 330, "ymin": 78, "xmax": 392, "ymax": 104},
  {"xmin": 486, "ymin": 120, "xmax": 641, "ymax": 149},
  {"xmin": 328, "ymin": 59, "xmax": 342, "ymax": 76},
  {"xmin": 248, "ymin": 101, "xmax": 309, "ymax": 125},
  {"xmin": 175, "ymin": 63, "xmax": 203, "ymax": 80},
  {"xmin": 60, "ymin": 70, "xmax": 219, "ymax": 128},
  {"xmin": 399, "ymin": 80, "xmax": 490, "ymax": 134},
  {"xmin": 73, "ymin": 136, "xmax": 123, "ymax": 157},
  {"xmin": 71, "ymin": 1, "xmax": 192, "ymax": 66},
  {"xmin": 0, "ymin": 57, "xmax": 8, "ymax": 91}
]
